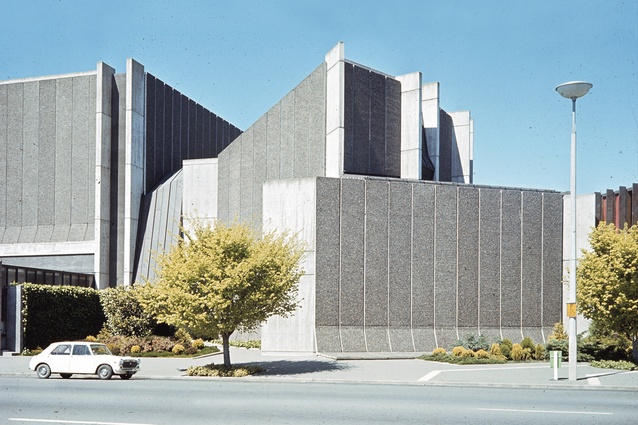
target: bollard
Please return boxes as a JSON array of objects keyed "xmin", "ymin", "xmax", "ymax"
[{"xmin": 549, "ymin": 350, "xmax": 562, "ymax": 380}]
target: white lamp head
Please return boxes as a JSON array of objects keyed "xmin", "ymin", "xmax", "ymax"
[{"xmin": 555, "ymin": 81, "xmax": 593, "ymax": 100}]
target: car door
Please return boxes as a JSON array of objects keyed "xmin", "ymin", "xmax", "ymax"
[
  {"xmin": 47, "ymin": 343, "xmax": 72, "ymax": 373},
  {"xmin": 71, "ymin": 343, "xmax": 96, "ymax": 374}
]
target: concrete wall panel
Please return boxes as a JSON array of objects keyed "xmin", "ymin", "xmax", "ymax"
[
  {"xmin": 0, "ymin": 85, "xmax": 7, "ymax": 230},
  {"xmin": 266, "ymin": 104, "xmax": 280, "ymax": 179},
  {"xmin": 339, "ymin": 179, "xmax": 365, "ymax": 327},
  {"xmin": 279, "ymin": 92, "xmax": 294, "ymax": 179},
  {"xmin": 364, "ymin": 180, "xmax": 389, "ymax": 328},
  {"xmin": 239, "ymin": 127, "xmax": 254, "ymax": 224},
  {"xmin": 543, "ymin": 192, "xmax": 563, "ymax": 327},
  {"xmin": 411, "ymin": 184, "xmax": 435, "ymax": 329},
  {"xmin": 315, "ymin": 178, "xmax": 341, "ymax": 327},
  {"xmin": 434, "ymin": 185, "xmax": 457, "ymax": 328},
  {"xmin": 457, "ymin": 187, "xmax": 479, "ymax": 329},
  {"xmin": 522, "ymin": 192, "xmax": 543, "ymax": 328},
  {"xmin": 478, "ymin": 188, "xmax": 501, "ymax": 330},
  {"xmin": 21, "ymin": 81, "xmax": 39, "ymax": 233},
  {"xmin": 388, "ymin": 182, "xmax": 412, "ymax": 327},
  {"xmin": 501, "ymin": 190, "xmax": 522, "ymax": 332}
]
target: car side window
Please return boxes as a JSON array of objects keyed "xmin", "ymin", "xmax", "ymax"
[
  {"xmin": 72, "ymin": 345, "xmax": 89, "ymax": 356},
  {"xmin": 51, "ymin": 344, "xmax": 71, "ymax": 355}
]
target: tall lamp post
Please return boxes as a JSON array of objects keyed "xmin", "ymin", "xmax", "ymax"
[{"xmin": 555, "ymin": 81, "xmax": 592, "ymax": 381}]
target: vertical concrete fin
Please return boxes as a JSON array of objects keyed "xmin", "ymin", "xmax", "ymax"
[
  {"xmin": 396, "ymin": 72, "xmax": 422, "ymax": 180},
  {"xmin": 124, "ymin": 58, "xmax": 146, "ymax": 286},
  {"xmin": 325, "ymin": 42, "xmax": 345, "ymax": 178},
  {"xmin": 94, "ymin": 61, "xmax": 115, "ymax": 289},
  {"xmin": 422, "ymin": 82, "xmax": 440, "ymax": 181}
]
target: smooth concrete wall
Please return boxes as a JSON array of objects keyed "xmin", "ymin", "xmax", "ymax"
[
  {"xmin": 343, "ymin": 62, "xmax": 401, "ymax": 178},
  {"xmin": 261, "ymin": 178, "xmax": 317, "ymax": 354},
  {"xmin": 563, "ymin": 193, "xmax": 595, "ymax": 333},
  {"xmin": 449, "ymin": 111, "xmax": 473, "ymax": 183},
  {"xmin": 314, "ymin": 177, "xmax": 563, "ymax": 353},
  {"xmin": 145, "ymin": 73, "xmax": 241, "ymax": 193},
  {"xmin": 182, "ymin": 158, "xmax": 218, "ymax": 233},
  {"xmin": 0, "ymin": 73, "xmax": 97, "ymax": 246},
  {"xmin": 218, "ymin": 64, "xmax": 327, "ymax": 231}
]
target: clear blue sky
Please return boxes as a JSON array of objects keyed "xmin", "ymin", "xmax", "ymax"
[{"xmin": 3, "ymin": 0, "xmax": 637, "ymax": 194}]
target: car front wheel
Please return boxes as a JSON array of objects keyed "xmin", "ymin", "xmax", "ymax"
[
  {"xmin": 36, "ymin": 364, "xmax": 51, "ymax": 379},
  {"xmin": 60, "ymin": 373, "xmax": 72, "ymax": 379},
  {"xmin": 97, "ymin": 365, "xmax": 113, "ymax": 380}
]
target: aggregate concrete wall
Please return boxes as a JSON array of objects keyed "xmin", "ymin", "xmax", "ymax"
[
  {"xmin": 314, "ymin": 177, "xmax": 563, "ymax": 353},
  {"xmin": 218, "ymin": 64, "xmax": 327, "ymax": 230},
  {"xmin": 0, "ymin": 73, "xmax": 97, "ymax": 246}
]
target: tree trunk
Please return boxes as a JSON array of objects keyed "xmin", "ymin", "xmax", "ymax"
[
  {"xmin": 633, "ymin": 336, "xmax": 638, "ymax": 364},
  {"xmin": 222, "ymin": 333, "xmax": 232, "ymax": 367}
]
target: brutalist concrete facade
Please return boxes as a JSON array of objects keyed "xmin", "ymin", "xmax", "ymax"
[
  {"xmin": 0, "ymin": 60, "xmax": 241, "ymax": 290},
  {"xmin": 261, "ymin": 177, "xmax": 563, "ymax": 354},
  {"xmin": 2, "ymin": 42, "xmax": 563, "ymax": 355}
]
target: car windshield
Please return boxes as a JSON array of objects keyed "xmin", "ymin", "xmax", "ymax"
[{"xmin": 90, "ymin": 344, "xmax": 112, "ymax": 355}]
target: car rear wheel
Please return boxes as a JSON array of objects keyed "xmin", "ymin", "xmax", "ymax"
[
  {"xmin": 97, "ymin": 365, "xmax": 113, "ymax": 380},
  {"xmin": 60, "ymin": 373, "xmax": 72, "ymax": 379},
  {"xmin": 119, "ymin": 373, "xmax": 133, "ymax": 380},
  {"xmin": 36, "ymin": 364, "xmax": 51, "ymax": 379}
]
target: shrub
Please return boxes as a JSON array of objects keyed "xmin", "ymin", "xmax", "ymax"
[
  {"xmin": 99, "ymin": 286, "xmax": 155, "ymax": 337},
  {"xmin": 432, "ymin": 347, "xmax": 447, "ymax": 355},
  {"xmin": 174, "ymin": 329, "xmax": 192, "ymax": 348},
  {"xmin": 85, "ymin": 335, "xmax": 97, "ymax": 342},
  {"xmin": 172, "ymin": 344, "xmax": 185, "ymax": 355},
  {"xmin": 130, "ymin": 345, "xmax": 141, "ymax": 354},
  {"xmin": 475, "ymin": 349, "xmax": 490, "ymax": 359},
  {"xmin": 521, "ymin": 336, "xmax": 535, "ymax": 351},
  {"xmin": 590, "ymin": 360, "xmax": 637, "ymax": 371},
  {"xmin": 461, "ymin": 348, "xmax": 475, "ymax": 358},
  {"xmin": 192, "ymin": 338, "xmax": 205, "ymax": 350},
  {"xmin": 452, "ymin": 346, "xmax": 465, "ymax": 357},
  {"xmin": 456, "ymin": 334, "xmax": 490, "ymax": 351},
  {"xmin": 545, "ymin": 338, "xmax": 568, "ymax": 357},
  {"xmin": 548, "ymin": 322, "xmax": 568, "ymax": 341},
  {"xmin": 533, "ymin": 343, "xmax": 546, "ymax": 360},
  {"xmin": 108, "ymin": 344, "xmax": 120, "ymax": 355},
  {"xmin": 500, "ymin": 343, "xmax": 511, "ymax": 359},
  {"xmin": 511, "ymin": 343, "xmax": 531, "ymax": 361},
  {"xmin": 500, "ymin": 338, "xmax": 513, "ymax": 350},
  {"xmin": 19, "ymin": 283, "xmax": 105, "ymax": 349},
  {"xmin": 184, "ymin": 346, "xmax": 198, "ymax": 355},
  {"xmin": 186, "ymin": 364, "xmax": 263, "ymax": 377},
  {"xmin": 489, "ymin": 343, "xmax": 502, "ymax": 356}
]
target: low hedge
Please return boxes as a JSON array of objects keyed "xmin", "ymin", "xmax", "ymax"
[{"xmin": 20, "ymin": 283, "xmax": 105, "ymax": 349}]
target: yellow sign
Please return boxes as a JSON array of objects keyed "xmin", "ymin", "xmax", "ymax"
[{"xmin": 567, "ymin": 303, "xmax": 577, "ymax": 318}]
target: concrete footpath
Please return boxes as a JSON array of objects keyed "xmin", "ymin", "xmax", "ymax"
[{"xmin": 2, "ymin": 347, "xmax": 637, "ymax": 390}]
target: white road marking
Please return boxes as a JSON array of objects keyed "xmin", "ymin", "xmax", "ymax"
[
  {"xmin": 587, "ymin": 376, "xmax": 602, "ymax": 386},
  {"xmin": 9, "ymin": 419, "xmax": 157, "ymax": 425},
  {"xmin": 478, "ymin": 408, "xmax": 612, "ymax": 415},
  {"xmin": 418, "ymin": 370, "xmax": 442, "ymax": 382}
]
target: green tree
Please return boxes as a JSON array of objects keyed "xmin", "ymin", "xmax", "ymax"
[
  {"xmin": 577, "ymin": 223, "xmax": 638, "ymax": 362},
  {"xmin": 139, "ymin": 221, "xmax": 304, "ymax": 367}
]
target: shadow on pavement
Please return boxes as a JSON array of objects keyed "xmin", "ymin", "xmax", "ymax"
[{"xmin": 244, "ymin": 360, "xmax": 349, "ymax": 376}]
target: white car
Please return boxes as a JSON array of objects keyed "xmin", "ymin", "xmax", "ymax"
[{"xmin": 29, "ymin": 341, "xmax": 140, "ymax": 380}]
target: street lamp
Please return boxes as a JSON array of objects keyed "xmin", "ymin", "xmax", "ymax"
[{"xmin": 555, "ymin": 81, "xmax": 592, "ymax": 381}]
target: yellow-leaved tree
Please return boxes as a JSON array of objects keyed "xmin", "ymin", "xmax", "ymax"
[
  {"xmin": 577, "ymin": 222, "xmax": 638, "ymax": 362},
  {"xmin": 139, "ymin": 221, "xmax": 304, "ymax": 367}
]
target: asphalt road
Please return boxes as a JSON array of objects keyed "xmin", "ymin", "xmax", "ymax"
[{"xmin": 2, "ymin": 377, "xmax": 637, "ymax": 425}]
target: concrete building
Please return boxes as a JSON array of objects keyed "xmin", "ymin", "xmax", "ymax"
[{"xmin": 1, "ymin": 43, "xmax": 564, "ymax": 355}]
